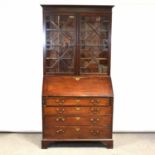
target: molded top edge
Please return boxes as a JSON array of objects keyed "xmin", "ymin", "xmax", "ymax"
[{"xmin": 41, "ymin": 5, "xmax": 114, "ymax": 8}]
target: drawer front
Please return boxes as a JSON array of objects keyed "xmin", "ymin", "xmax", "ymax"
[
  {"xmin": 46, "ymin": 97, "xmax": 110, "ymax": 106},
  {"xmin": 44, "ymin": 115, "xmax": 112, "ymax": 126},
  {"xmin": 44, "ymin": 126, "xmax": 112, "ymax": 139},
  {"xmin": 44, "ymin": 106, "xmax": 112, "ymax": 115}
]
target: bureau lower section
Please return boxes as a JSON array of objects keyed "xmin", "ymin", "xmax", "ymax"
[{"xmin": 42, "ymin": 97, "xmax": 113, "ymax": 149}]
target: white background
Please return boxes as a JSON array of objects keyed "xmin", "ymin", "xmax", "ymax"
[{"xmin": 0, "ymin": 0, "xmax": 155, "ymax": 132}]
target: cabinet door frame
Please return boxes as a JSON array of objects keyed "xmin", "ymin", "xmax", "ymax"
[
  {"xmin": 78, "ymin": 13, "xmax": 112, "ymax": 75},
  {"xmin": 43, "ymin": 12, "xmax": 78, "ymax": 75},
  {"xmin": 42, "ymin": 6, "xmax": 112, "ymax": 76}
]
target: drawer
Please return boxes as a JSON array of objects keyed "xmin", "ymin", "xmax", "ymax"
[
  {"xmin": 44, "ymin": 106, "xmax": 112, "ymax": 115},
  {"xmin": 46, "ymin": 97, "xmax": 110, "ymax": 106},
  {"xmin": 43, "ymin": 126, "xmax": 112, "ymax": 139},
  {"xmin": 44, "ymin": 115, "xmax": 112, "ymax": 126}
]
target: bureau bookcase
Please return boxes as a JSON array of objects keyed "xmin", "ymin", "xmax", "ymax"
[{"xmin": 41, "ymin": 5, "xmax": 114, "ymax": 149}]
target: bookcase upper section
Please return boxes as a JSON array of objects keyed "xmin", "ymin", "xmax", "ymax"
[{"xmin": 42, "ymin": 5, "xmax": 113, "ymax": 75}]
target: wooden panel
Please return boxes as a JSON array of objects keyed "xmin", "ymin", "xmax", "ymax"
[
  {"xmin": 45, "ymin": 97, "xmax": 110, "ymax": 106},
  {"xmin": 43, "ymin": 76, "xmax": 113, "ymax": 97},
  {"xmin": 44, "ymin": 115, "xmax": 112, "ymax": 126},
  {"xmin": 44, "ymin": 106, "xmax": 112, "ymax": 115},
  {"xmin": 43, "ymin": 126, "xmax": 112, "ymax": 139}
]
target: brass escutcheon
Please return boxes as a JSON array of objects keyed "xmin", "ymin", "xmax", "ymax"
[
  {"xmin": 55, "ymin": 99, "xmax": 59, "ymax": 103},
  {"xmin": 90, "ymin": 99, "xmax": 95, "ymax": 103},
  {"xmin": 75, "ymin": 107, "xmax": 80, "ymax": 110},
  {"xmin": 76, "ymin": 99, "xmax": 80, "ymax": 103},
  {"xmin": 96, "ymin": 99, "xmax": 100, "ymax": 103},
  {"xmin": 75, "ymin": 127, "xmax": 80, "ymax": 132},
  {"xmin": 74, "ymin": 77, "xmax": 80, "ymax": 81},
  {"xmin": 75, "ymin": 117, "xmax": 80, "ymax": 120}
]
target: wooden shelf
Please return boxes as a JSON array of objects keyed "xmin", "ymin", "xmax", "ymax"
[
  {"xmin": 80, "ymin": 72, "xmax": 108, "ymax": 75},
  {"xmin": 80, "ymin": 45, "xmax": 109, "ymax": 48},
  {"xmin": 46, "ymin": 66, "xmax": 73, "ymax": 69},
  {"xmin": 80, "ymin": 58, "xmax": 108, "ymax": 60},
  {"xmin": 46, "ymin": 29, "xmax": 75, "ymax": 32},
  {"xmin": 46, "ymin": 72, "xmax": 73, "ymax": 74},
  {"xmin": 46, "ymin": 57, "xmax": 72, "ymax": 60},
  {"xmin": 80, "ymin": 30, "xmax": 108, "ymax": 32}
]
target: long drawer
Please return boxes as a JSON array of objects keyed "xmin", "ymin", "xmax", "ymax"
[
  {"xmin": 44, "ymin": 106, "xmax": 112, "ymax": 115},
  {"xmin": 44, "ymin": 115, "xmax": 112, "ymax": 126},
  {"xmin": 44, "ymin": 126, "xmax": 112, "ymax": 139},
  {"xmin": 45, "ymin": 97, "xmax": 110, "ymax": 106}
]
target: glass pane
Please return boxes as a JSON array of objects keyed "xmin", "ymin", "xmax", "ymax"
[
  {"xmin": 80, "ymin": 16, "xmax": 110, "ymax": 74},
  {"xmin": 45, "ymin": 15, "xmax": 76, "ymax": 74}
]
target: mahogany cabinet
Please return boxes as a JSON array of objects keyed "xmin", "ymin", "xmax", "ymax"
[{"xmin": 41, "ymin": 5, "xmax": 114, "ymax": 149}]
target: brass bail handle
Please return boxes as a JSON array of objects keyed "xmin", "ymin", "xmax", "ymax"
[
  {"xmin": 73, "ymin": 77, "xmax": 81, "ymax": 81},
  {"xmin": 56, "ymin": 108, "xmax": 65, "ymax": 114},
  {"xmin": 90, "ymin": 118, "xmax": 100, "ymax": 124},
  {"xmin": 90, "ymin": 99, "xmax": 100, "ymax": 104},
  {"xmin": 90, "ymin": 129, "xmax": 100, "ymax": 135},
  {"xmin": 56, "ymin": 129, "xmax": 65, "ymax": 134},
  {"xmin": 56, "ymin": 117, "xmax": 65, "ymax": 122},
  {"xmin": 56, "ymin": 99, "xmax": 65, "ymax": 105},
  {"xmin": 91, "ymin": 107, "xmax": 100, "ymax": 113}
]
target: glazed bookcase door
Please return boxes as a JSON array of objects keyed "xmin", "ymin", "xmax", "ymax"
[
  {"xmin": 45, "ymin": 14, "xmax": 76, "ymax": 74},
  {"xmin": 79, "ymin": 15, "xmax": 110, "ymax": 74}
]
